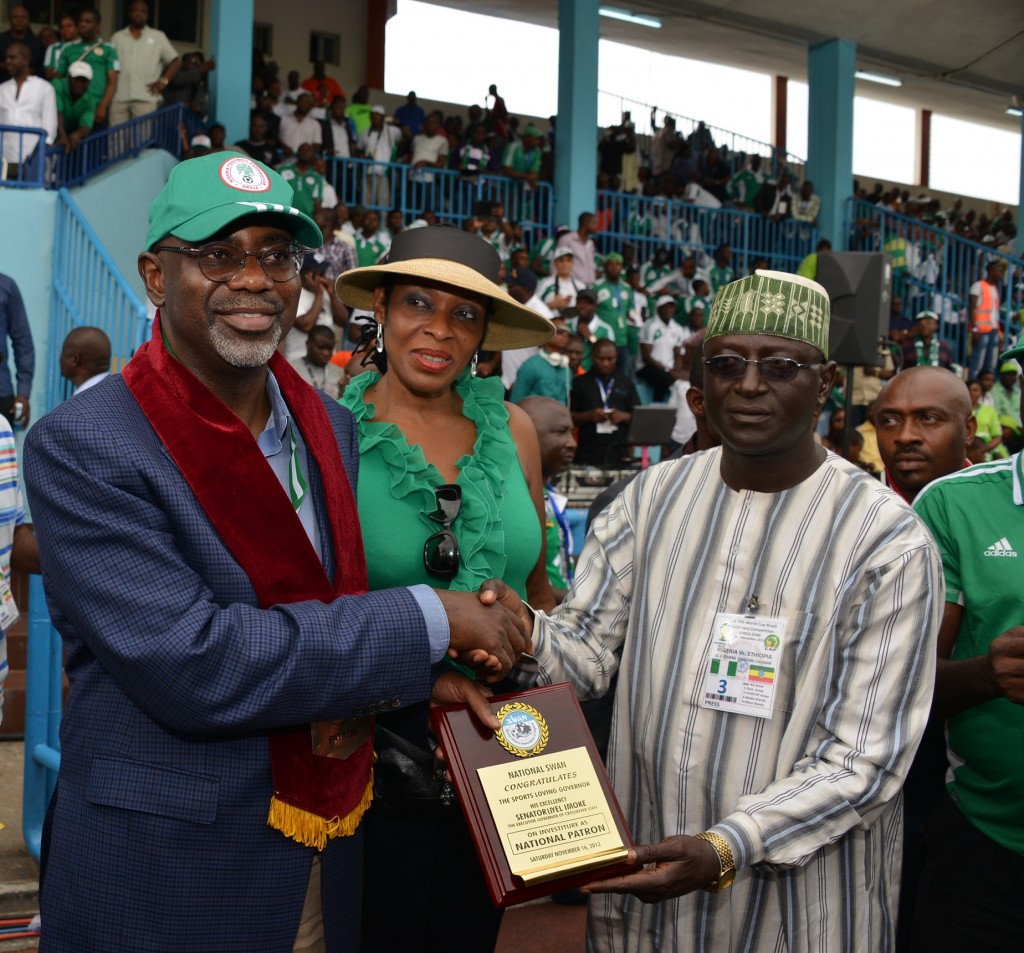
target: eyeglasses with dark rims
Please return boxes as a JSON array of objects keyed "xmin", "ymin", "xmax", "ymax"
[
  {"xmin": 423, "ymin": 483, "xmax": 462, "ymax": 580},
  {"xmin": 156, "ymin": 240, "xmax": 306, "ymax": 283}
]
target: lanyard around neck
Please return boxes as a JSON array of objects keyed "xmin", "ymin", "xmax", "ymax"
[{"xmin": 287, "ymin": 421, "xmax": 308, "ymax": 511}]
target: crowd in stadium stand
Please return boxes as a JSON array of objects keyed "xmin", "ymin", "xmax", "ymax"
[{"xmin": 1, "ymin": 2, "xmax": 1020, "ymax": 472}]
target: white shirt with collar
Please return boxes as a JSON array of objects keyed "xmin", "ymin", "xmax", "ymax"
[
  {"xmin": 0, "ymin": 75, "xmax": 57, "ymax": 163},
  {"xmin": 74, "ymin": 372, "xmax": 110, "ymax": 395}
]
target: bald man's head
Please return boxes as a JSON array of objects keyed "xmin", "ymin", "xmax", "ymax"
[
  {"xmin": 876, "ymin": 366, "xmax": 975, "ymax": 500},
  {"xmin": 60, "ymin": 326, "xmax": 112, "ymax": 388},
  {"xmin": 518, "ymin": 396, "xmax": 577, "ymax": 480}
]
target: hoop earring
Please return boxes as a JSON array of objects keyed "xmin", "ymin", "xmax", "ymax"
[
  {"xmin": 470, "ymin": 351, "xmax": 479, "ymax": 377},
  {"xmin": 375, "ymin": 322, "xmax": 385, "ymax": 354}
]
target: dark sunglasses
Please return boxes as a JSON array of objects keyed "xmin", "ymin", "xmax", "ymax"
[
  {"xmin": 704, "ymin": 355, "xmax": 821, "ymax": 383},
  {"xmin": 423, "ymin": 484, "xmax": 462, "ymax": 580}
]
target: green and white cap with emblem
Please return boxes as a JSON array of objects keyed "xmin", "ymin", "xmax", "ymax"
[
  {"xmin": 145, "ymin": 152, "xmax": 322, "ymax": 251},
  {"xmin": 706, "ymin": 269, "xmax": 830, "ymax": 357}
]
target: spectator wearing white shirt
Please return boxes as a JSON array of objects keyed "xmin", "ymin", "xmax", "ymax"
[
  {"xmin": 637, "ymin": 295, "xmax": 686, "ymax": 401},
  {"xmin": 556, "ymin": 211, "xmax": 599, "ymax": 285},
  {"xmin": 357, "ymin": 104, "xmax": 403, "ymax": 208},
  {"xmin": 500, "ymin": 266, "xmax": 554, "ymax": 392},
  {"xmin": 791, "ymin": 180, "xmax": 821, "ymax": 225},
  {"xmin": 277, "ymin": 91, "xmax": 322, "ymax": 156},
  {"xmin": 537, "ymin": 248, "xmax": 587, "ymax": 316},
  {"xmin": 282, "ymin": 252, "xmax": 345, "ymax": 362},
  {"xmin": 0, "ymin": 41, "xmax": 56, "ymax": 177},
  {"xmin": 322, "ymin": 95, "xmax": 354, "ymax": 158},
  {"xmin": 408, "ymin": 112, "xmax": 449, "ymax": 211}
]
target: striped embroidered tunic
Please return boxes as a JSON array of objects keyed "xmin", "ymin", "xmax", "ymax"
[
  {"xmin": 514, "ymin": 447, "xmax": 944, "ymax": 953},
  {"xmin": 0, "ymin": 417, "xmax": 25, "ymax": 726}
]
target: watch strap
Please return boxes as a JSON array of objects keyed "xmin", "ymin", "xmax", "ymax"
[{"xmin": 694, "ymin": 830, "xmax": 736, "ymax": 892}]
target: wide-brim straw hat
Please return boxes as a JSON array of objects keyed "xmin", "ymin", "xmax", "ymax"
[{"xmin": 335, "ymin": 227, "xmax": 554, "ymax": 351}]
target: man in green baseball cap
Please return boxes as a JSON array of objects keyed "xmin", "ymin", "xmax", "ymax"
[
  {"xmin": 145, "ymin": 151, "xmax": 322, "ymax": 250},
  {"xmin": 492, "ymin": 267, "xmax": 942, "ymax": 953},
  {"xmin": 21, "ymin": 152, "xmax": 532, "ymax": 951},
  {"xmin": 990, "ymin": 354, "xmax": 1024, "ymax": 440}
]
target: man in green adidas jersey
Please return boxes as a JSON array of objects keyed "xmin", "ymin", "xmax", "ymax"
[{"xmin": 910, "ymin": 343, "xmax": 1024, "ymax": 952}]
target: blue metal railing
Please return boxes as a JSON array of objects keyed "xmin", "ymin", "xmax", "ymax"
[
  {"xmin": 595, "ymin": 189, "xmax": 820, "ymax": 274},
  {"xmin": 48, "ymin": 188, "xmax": 149, "ymax": 409},
  {"xmin": 47, "ymin": 105, "xmax": 198, "ymax": 188},
  {"xmin": 0, "ymin": 103, "xmax": 203, "ymax": 191},
  {"xmin": 0, "ymin": 124, "xmax": 49, "ymax": 187},
  {"xmin": 598, "ymin": 90, "xmax": 805, "ymax": 182},
  {"xmin": 22, "ymin": 576, "xmax": 61, "ymax": 862},
  {"xmin": 23, "ymin": 189, "xmax": 147, "ymax": 862},
  {"xmin": 845, "ymin": 197, "xmax": 1023, "ymax": 366},
  {"xmin": 322, "ymin": 156, "xmax": 555, "ymax": 248}
]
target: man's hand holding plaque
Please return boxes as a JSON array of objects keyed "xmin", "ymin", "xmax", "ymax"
[{"xmin": 431, "ymin": 683, "xmax": 636, "ymax": 908}]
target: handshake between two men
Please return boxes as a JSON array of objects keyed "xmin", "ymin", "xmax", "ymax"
[{"xmin": 431, "ymin": 579, "xmax": 534, "ymax": 730}]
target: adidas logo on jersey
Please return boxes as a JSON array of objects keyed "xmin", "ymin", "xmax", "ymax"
[{"xmin": 983, "ymin": 537, "xmax": 1017, "ymax": 557}]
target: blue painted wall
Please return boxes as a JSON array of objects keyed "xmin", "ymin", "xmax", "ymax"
[
  {"xmin": 71, "ymin": 150, "xmax": 178, "ymax": 301},
  {"xmin": 0, "ymin": 149, "xmax": 175, "ymax": 435},
  {"xmin": 0, "ymin": 188, "xmax": 58, "ymax": 438}
]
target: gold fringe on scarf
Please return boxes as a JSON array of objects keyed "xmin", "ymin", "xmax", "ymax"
[{"xmin": 267, "ymin": 772, "xmax": 374, "ymax": 850}]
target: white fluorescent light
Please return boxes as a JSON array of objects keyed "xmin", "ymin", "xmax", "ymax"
[
  {"xmin": 1007, "ymin": 107, "xmax": 1023, "ymax": 117},
  {"xmin": 599, "ymin": 7, "xmax": 662, "ymax": 29},
  {"xmin": 855, "ymin": 70, "xmax": 903, "ymax": 88}
]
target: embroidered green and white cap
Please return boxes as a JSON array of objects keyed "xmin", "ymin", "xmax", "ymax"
[
  {"xmin": 145, "ymin": 152, "xmax": 322, "ymax": 251},
  {"xmin": 705, "ymin": 269, "xmax": 830, "ymax": 357},
  {"xmin": 999, "ymin": 346, "xmax": 1024, "ymax": 367}
]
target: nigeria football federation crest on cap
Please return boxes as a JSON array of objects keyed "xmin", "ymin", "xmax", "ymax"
[
  {"xmin": 495, "ymin": 702, "xmax": 549, "ymax": 757},
  {"xmin": 219, "ymin": 156, "xmax": 271, "ymax": 193}
]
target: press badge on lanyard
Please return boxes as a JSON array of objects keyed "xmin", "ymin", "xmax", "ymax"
[
  {"xmin": 700, "ymin": 611, "xmax": 785, "ymax": 719},
  {"xmin": 596, "ymin": 377, "xmax": 617, "ymax": 434},
  {"xmin": 0, "ymin": 574, "xmax": 19, "ymax": 630}
]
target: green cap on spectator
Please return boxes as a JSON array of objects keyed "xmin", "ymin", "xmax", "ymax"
[
  {"xmin": 999, "ymin": 352, "xmax": 1024, "ymax": 369},
  {"xmin": 604, "ymin": 252, "xmax": 624, "ymax": 264},
  {"xmin": 145, "ymin": 153, "xmax": 321, "ymax": 251},
  {"xmin": 706, "ymin": 270, "xmax": 830, "ymax": 357},
  {"xmin": 522, "ymin": 124, "xmax": 544, "ymax": 138}
]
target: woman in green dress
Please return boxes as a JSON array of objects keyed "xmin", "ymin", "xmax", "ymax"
[{"xmin": 335, "ymin": 226, "xmax": 557, "ymax": 952}]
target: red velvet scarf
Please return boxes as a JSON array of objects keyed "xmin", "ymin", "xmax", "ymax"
[{"xmin": 122, "ymin": 315, "xmax": 373, "ymax": 849}]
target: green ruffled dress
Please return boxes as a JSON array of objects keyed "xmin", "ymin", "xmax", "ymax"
[
  {"xmin": 341, "ymin": 367, "xmax": 539, "ymax": 601},
  {"xmin": 342, "ymin": 368, "xmax": 537, "ymax": 950}
]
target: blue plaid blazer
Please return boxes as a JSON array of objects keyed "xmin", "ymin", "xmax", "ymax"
[{"xmin": 24, "ymin": 375, "xmax": 432, "ymax": 953}]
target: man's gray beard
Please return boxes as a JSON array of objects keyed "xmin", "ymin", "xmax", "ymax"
[{"xmin": 209, "ymin": 318, "xmax": 282, "ymax": 367}]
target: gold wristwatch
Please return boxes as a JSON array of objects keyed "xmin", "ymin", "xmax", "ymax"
[{"xmin": 693, "ymin": 831, "xmax": 736, "ymax": 892}]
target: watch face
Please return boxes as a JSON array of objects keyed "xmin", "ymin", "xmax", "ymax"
[{"xmin": 716, "ymin": 866, "xmax": 737, "ymax": 891}]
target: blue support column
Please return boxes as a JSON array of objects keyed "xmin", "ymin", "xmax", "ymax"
[
  {"xmin": 209, "ymin": 0, "xmax": 254, "ymax": 144},
  {"xmin": 807, "ymin": 39, "xmax": 855, "ymax": 249},
  {"xmin": 1018, "ymin": 113, "xmax": 1023, "ymax": 219},
  {"xmin": 554, "ymin": 0, "xmax": 599, "ymax": 228}
]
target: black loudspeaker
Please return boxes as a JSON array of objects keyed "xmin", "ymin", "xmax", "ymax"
[{"xmin": 816, "ymin": 252, "xmax": 891, "ymax": 366}]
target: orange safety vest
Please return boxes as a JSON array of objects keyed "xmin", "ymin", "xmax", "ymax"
[{"xmin": 973, "ymin": 281, "xmax": 998, "ymax": 333}]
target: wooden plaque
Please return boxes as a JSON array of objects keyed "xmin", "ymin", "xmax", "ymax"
[{"xmin": 430, "ymin": 682, "xmax": 636, "ymax": 908}]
